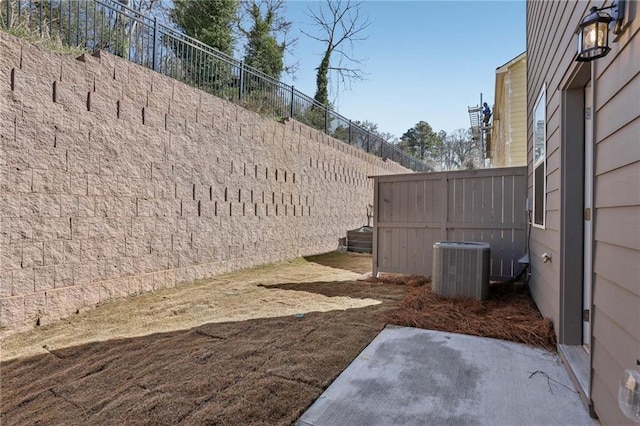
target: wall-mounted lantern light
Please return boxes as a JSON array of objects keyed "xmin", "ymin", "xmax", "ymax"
[{"xmin": 576, "ymin": 0, "xmax": 627, "ymax": 62}]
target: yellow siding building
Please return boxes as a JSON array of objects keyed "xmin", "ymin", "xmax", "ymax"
[{"xmin": 490, "ymin": 52, "xmax": 527, "ymax": 167}]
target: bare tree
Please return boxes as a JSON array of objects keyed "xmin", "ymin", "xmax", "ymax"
[
  {"xmin": 123, "ymin": 0, "xmax": 169, "ymax": 22},
  {"xmin": 128, "ymin": 0, "xmax": 164, "ymax": 15},
  {"xmin": 353, "ymin": 120, "xmax": 398, "ymax": 143},
  {"xmin": 438, "ymin": 129, "xmax": 482, "ymax": 171},
  {"xmin": 120, "ymin": 0, "xmax": 168, "ymax": 62},
  {"xmin": 302, "ymin": 0, "xmax": 371, "ymax": 106}
]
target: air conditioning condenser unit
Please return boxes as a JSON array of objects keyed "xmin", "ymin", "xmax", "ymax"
[{"xmin": 432, "ymin": 241, "xmax": 490, "ymax": 300}]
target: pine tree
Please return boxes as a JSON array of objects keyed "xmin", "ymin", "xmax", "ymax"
[
  {"xmin": 171, "ymin": 0, "xmax": 239, "ymax": 56},
  {"xmin": 242, "ymin": 3, "xmax": 285, "ymax": 78}
]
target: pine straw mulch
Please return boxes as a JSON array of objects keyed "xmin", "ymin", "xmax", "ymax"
[{"xmin": 381, "ymin": 274, "xmax": 557, "ymax": 352}]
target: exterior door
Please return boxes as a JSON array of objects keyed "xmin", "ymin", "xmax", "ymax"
[{"xmin": 583, "ymin": 81, "xmax": 593, "ymax": 351}]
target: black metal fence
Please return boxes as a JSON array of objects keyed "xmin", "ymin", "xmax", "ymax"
[{"xmin": 1, "ymin": 0, "xmax": 429, "ymax": 172}]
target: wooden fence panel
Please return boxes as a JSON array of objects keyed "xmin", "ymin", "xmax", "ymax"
[{"xmin": 373, "ymin": 167, "xmax": 527, "ymax": 280}]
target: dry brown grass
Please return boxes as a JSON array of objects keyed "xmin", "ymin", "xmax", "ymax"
[{"xmin": 0, "ymin": 253, "xmax": 556, "ymax": 425}]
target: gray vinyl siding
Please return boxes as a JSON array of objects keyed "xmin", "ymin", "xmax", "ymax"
[
  {"xmin": 527, "ymin": 0, "xmax": 640, "ymax": 424},
  {"xmin": 592, "ymin": 11, "xmax": 640, "ymax": 423},
  {"xmin": 526, "ymin": 0, "xmax": 588, "ymax": 332},
  {"xmin": 526, "ymin": 0, "xmax": 575, "ymax": 329}
]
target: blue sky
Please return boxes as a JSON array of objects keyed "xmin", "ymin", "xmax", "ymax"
[{"xmin": 279, "ymin": 1, "xmax": 526, "ymax": 138}]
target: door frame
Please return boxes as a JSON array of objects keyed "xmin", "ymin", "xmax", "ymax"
[
  {"xmin": 583, "ymin": 81, "xmax": 593, "ymax": 350},
  {"xmin": 559, "ymin": 63, "xmax": 591, "ymax": 346}
]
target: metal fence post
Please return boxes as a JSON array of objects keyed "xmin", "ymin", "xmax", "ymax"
[
  {"xmin": 366, "ymin": 131, "xmax": 370, "ymax": 153},
  {"xmin": 49, "ymin": 0, "xmax": 53, "ymax": 37},
  {"xmin": 348, "ymin": 120, "xmax": 352, "ymax": 144},
  {"xmin": 238, "ymin": 61, "xmax": 244, "ymax": 101},
  {"xmin": 6, "ymin": 0, "xmax": 10, "ymax": 28},
  {"xmin": 290, "ymin": 86, "xmax": 294, "ymax": 118},
  {"xmin": 39, "ymin": 0, "xmax": 43, "ymax": 36},
  {"xmin": 152, "ymin": 17, "xmax": 159, "ymax": 72},
  {"xmin": 324, "ymin": 107, "xmax": 328, "ymax": 134},
  {"xmin": 67, "ymin": 0, "xmax": 71, "ymax": 45}
]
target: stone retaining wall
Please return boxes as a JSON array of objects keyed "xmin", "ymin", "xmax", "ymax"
[{"xmin": 0, "ymin": 33, "xmax": 409, "ymax": 333}]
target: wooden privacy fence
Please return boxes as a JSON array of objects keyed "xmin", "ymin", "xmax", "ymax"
[{"xmin": 372, "ymin": 167, "xmax": 527, "ymax": 280}]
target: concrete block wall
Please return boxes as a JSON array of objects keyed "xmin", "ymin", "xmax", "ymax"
[{"xmin": 0, "ymin": 33, "xmax": 409, "ymax": 333}]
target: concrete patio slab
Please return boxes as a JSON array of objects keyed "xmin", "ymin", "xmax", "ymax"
[{"xmin": 297, "ymin": 325, "xmax": 599, "ymax": 426}]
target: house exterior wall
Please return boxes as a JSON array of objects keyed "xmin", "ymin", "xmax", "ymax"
[
  {"xmin": 0, "ymin": 33, "xmax": 409, "ymax": 335},
  {"xmin": 491, "ymin": 54, "xmax": 527, "ymax": 168},
  {"xmin": 526, "ymin": 1, "xmax": 639, "ymax": 424}
]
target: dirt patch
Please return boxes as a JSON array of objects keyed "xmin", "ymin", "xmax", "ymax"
[{"xmin": 1, "ymin": 252, "xmax": 554, "ymax": 425}]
